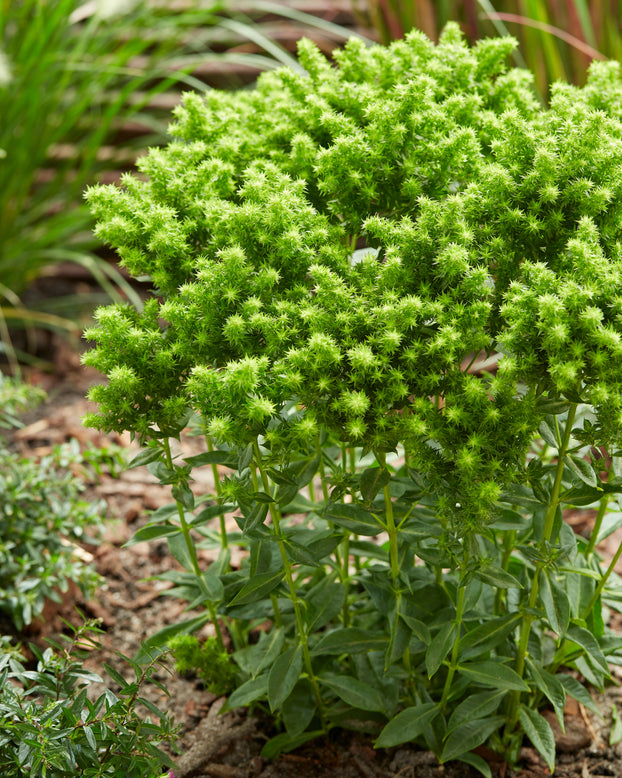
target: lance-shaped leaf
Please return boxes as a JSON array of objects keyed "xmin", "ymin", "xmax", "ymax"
[
  {"xmin": 539, "ymin": 568, "xmax": 570, "ymax": 636},
  {"xmin": 518, "ymin": 705, "xmax": 556, "ymax": 773},
  {"xmin": 441, "ymin": 715, "xmax": 505, "ymax": 763},
  {"xmin": 457, "ymin": 661, "xmax": 529, "ymax": 691},
  {"xmin": 426, "ymin": 622, "xmax": 457, "ymax": 678},
  {"xmin": 375, "ymin": 703, "xmax": 440, "ymax": 748},
  {"xmin": 526, "ymin": 659, "xmax": 566, "ymax": 730},
  {"xmin": 268, "ymin": 644, "xmax": 304, "ymax": 711},
  {"xmin": 319, "ymin": 673, "xmax": 385, "ymax": 712},
  {"xmin": 324, "ymin": 502, "xmax": 385, "ymax": 535},
  {"xmin": 359, "ymin": 466, "xmax": 391, "ymax": 503},
  {"xmin": 312, "ymin": 628, "xmax": 388, "ymax": 656},
  {"xmin": 228, "ymin": 570, "xmax": 285, "ymax": 607},
  {"xmin": 459, "ymin": 614, "xmax": 522, "ymax": 661},
  {"xmin": 567, "ymin": 623, "xmax": 610, "ymax": 675}
]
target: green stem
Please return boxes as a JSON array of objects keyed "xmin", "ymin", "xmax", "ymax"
[
  {"xmin": 495, "ymin": 529, "xmax": 516, "ymax": 615},
  {"xmin": 506, "ymin": 402, "xmax": 577, "ymax": 732},
  {"xmin": 441, "ymin": 577, "xmax": 467, "ymax": 708},
  {"xmin": 316, "ymin": 435, "xmax": 330, "ymax": 504},
  {"xmin": 586, "ymin": 483, "xmax": 612, "ymax": 555},
  {"xmin": 206, "ymin": 436, "xmax": 228, "ymax": 550},
  {"xmin": 377, "ymin": 452, "xmax": 399, "ymax": 584},
  {"xmin": 253, "ymin": 441, "xmax": 326, "ymax": 728},
  {"xmin": 583, "ymin": 539, "xmax": 622, "ymax": 620},
  {"xmin": 163, "ymin": 438, "xmax": 225, "ymax": 652}
]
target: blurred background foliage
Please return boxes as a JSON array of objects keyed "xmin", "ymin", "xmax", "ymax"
[
  {"xmin": 1, "ymin": 0, "xmax": 622, "ymax": 370},
  {"xmin": 354, "ymin": 0, "xmax": 619, "ymax": 99}
]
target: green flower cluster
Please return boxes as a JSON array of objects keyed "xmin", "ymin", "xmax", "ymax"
[{"xmin": 84, "ymin": 24, "xmax": 622, "ymax": 527}]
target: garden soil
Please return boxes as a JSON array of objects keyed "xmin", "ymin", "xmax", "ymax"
[{"xmin": 9, "ymin": 353, "xmax": 622, "ymax": 778}]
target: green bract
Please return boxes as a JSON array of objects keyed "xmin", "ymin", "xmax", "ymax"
[{"xmin": 84, "ymin": 25, "xmax": 622, "ymax": 771}]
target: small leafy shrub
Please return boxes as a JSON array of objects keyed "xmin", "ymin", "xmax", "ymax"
[
  {"xmin": 168, "ymin": 634, "xmax": 236, "ymax": 696},
  {"xmin": 0, "ymin": 618, "xmax": 178, "ymax": 777},
  {"xmin": 0, "ymin": 380, "xmax": 103, "ymax": 630},
  {"xmin": 83, "ymin": 26, "xmax": 622, "ymax": 772}
]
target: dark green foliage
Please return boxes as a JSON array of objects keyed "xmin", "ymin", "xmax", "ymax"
[
  {"xmin": 83, "ymin": 26, "xmax": 622, "ymax": 771},
  {"xmin": 0, "ymin": 619, "xmax": 178, "ymax": 777}
]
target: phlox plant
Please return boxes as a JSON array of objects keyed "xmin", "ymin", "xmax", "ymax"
[{"xmin": 83, "ymin": 25, "xmax": 622, "ymax": 773}]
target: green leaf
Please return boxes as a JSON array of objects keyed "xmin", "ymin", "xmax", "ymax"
[
  {"xmin": 457, "ymin": 661, "xmax": 529, "ymax": 691},
  {"xmin": 125, "ymin": 523, "xmax": 181, "ymax": 545},
  {"xmin": 518, "ymin": 706, "xmax": 556, "ymax": 772},
  {"xmin": 526, "ymin": 659, "xmax": 566, "ymax": 729},
  {"xmin": 261, "ymin": 730, "xmax": 323, "ymax": 760},
  {"xmin": 360, "ymin": 466, "xmax": 390, "ymax": 503},
  {"xmin": 455, "ymin": 751, "xmax": 492, "ymax": 778},
  {"xmin": 268, "ymin": 644, "xmax": 304, "ymax": 711},
  {"xmin": 447, "ymin": 691, "xmax": 506, "ymax": 734},
  {"xmin": 323, "ymin": 503, "xmax": 384, "ymax": 536},
  {"xmin": 595, "ymin": 511, "xmax": 622, "ymax": 545},
  {"xmin": 539, "ymin": 418, "xmax": 560, "ymax": 449},
  {"xmin": 400, "ymin": 614, "xmax": 431, "ymax": 646},
  {"xmin": 306, "ymin": 580, "xmax": 346, "ymax": 632},
  {"xmin": 312, "ymin": 628, "xmax": 388, "ymax": 656},
  {"xmin": 540, "ymin": 569, "xmax": 570, "ymax": 636},
  {"xmin": 237, "ymin": 502, "xmax": 269, "ymax": 534},
  {"xmin": 190, "ymin": 503, "xmax": 235, "ymax": 527},
  {"xmin": 459, "ymin": 614, "xmax": 522, "ymax": 661},
  {"xmin": 198, "ymin": 571, "xmax": 224, "ymax": 603},
  {"xmin": 441, "ymin": 716, "xmax": 505, "ymax": 763},
  {"xmin": 488, "ymin": 508, "xmax": 525, "ymax": 531},
  {"xmin": 276, "ymin": 483, "xmax": 300, "ymax": 506},
  {"xmin": 426, "ymin": 622, "xmax": 457, "ymax": 678},
  {"xmin": 184, "ymin": 451, "xmax": 235, "ymax": 467},
  {"xmin": 472, "ymin": 565, "xmax": 522, "ymax": 589},
  {"xmin": 610, "ymin": 704, "xmax": 622, "ymax": 746},
  {"xmin": 228, "ymin": 570, "xmax": 285, "ymax": 607},
  {"xmin": 167, "ymin": 533, "xmax": 195, "ymax": 572},
  {"xmin": 319, "ymin": 673, "xmax": 385, "ymax": 712},
  {"xmin": 172, "ymin": 481, "xmax": 194, "ymax": 511},
  {"xmin": 134, "ymin": 614, "xmax": 210, "ymax": 664},
  {"xmin": 127, "ymin": 447, "xmax": 161, "ymax": 469},
  {"xmin": 375, "ymin": 703, "xmax": 440, "ymax": 748},
  {"xmin": 282, "ymin": 679, "xmax": 316, "ymax": 736},
  {"xmin": 225, "ymin": 674, "xmax": 268, "ymax": 709},
  {"xmin": 103, "ymin": 662, "xmax": 129, "ymax": 689},
  {"xmin": 567, "ymin": 454, "xmax": 598, "ymax": 488},
  {"xmin": 567, "ymin": 623, "xmax": 610, "ymax": 675}
]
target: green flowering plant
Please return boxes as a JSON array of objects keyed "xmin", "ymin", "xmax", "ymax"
[{"xmin": 83, "ymin": 25, "xmax": 622, "ymax": 773}]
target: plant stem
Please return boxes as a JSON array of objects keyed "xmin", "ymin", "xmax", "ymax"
[
  {"xmin": 163, "ymin": 438, "xmax": 225, "ymax": 651},
  {"xmin": 253, "ymin": 440, "xmax": 326, "ymax": 728},
  {"xmin": 377, "ymin": 452, "xmax": 399, "ymax": 584},
  {"xmin": 506, "ymin": 402, "xmax": 577, "ymax": 732},
  {"xmin": 586, "ymin": 481, "xmax": 612, "ymax": 555},
  {"xmin": 441, "ymin": 580, "xmax": 466, "ymax": 708},
  {"xmin": 583, "ymin": 539, "xmax": 622, "ymax": 620},
  {"xmin": 206, "ymin": 436, "xmax": 228, "ymax": 550},
  {"xmin": 495, "ymin": 529, "xmax": 516, "ymax": 615}
]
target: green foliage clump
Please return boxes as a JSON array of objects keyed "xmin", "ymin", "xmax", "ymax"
[
  {"xmin": 169, "ymin": 634, "xmax": 236, "ymax": 696},
  {"xmin": 0, "ymin": 381, "xmax": 103, "ymax": 630},
  {"xmin": 0, "ymin": 619, "xmax": 178, "ymax": 777},
  {"xmin": 83, "ymin": 26, "xmax": 622, "ymax": 773}
]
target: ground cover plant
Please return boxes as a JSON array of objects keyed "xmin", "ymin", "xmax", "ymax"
[
  {"xmin": 0, "ymin": 617, "xmax": 178, "ymax": 777},
  {"xmin": 0, "ymin": 375, "xmax": 102, "ymax": 630},
  {"xmin": 83, "ymin": 26, "xmax": 622, "ymax": 773}
]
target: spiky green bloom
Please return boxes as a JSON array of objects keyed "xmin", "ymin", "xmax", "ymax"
[{"xmin": 84, "ymin": 25, "xmax": 622, "ymax": 527}]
